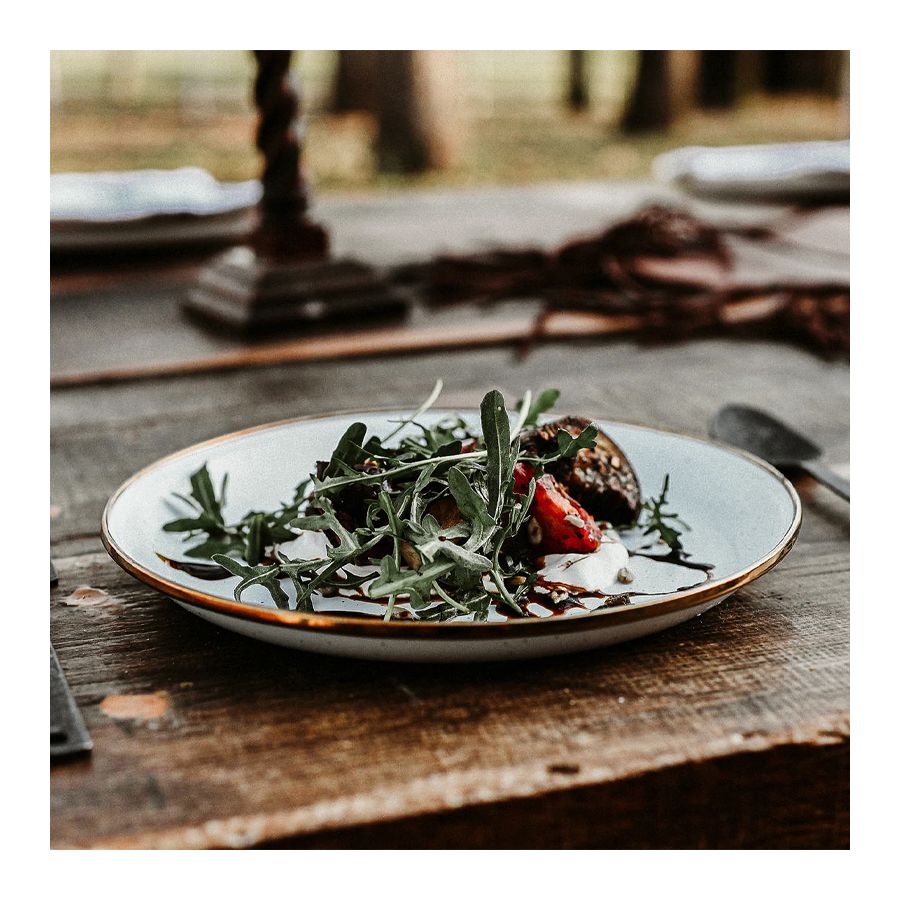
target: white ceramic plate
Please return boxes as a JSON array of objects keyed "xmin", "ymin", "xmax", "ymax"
[
  {"xmin": 652, "ymin": 140, "xmax": 850, "ymax": 202},
  {"xmin": 50, "ymin": 168, "xmax": 259, "ymax": 253},
  {"xmin": 102, "ymin": 411, "xmax": 801, "ymax": 663}
]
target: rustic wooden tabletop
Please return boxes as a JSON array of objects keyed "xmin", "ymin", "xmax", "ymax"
[{"xmin": 50, "ymin": 183, "xmax": 849, "ymax": 848}]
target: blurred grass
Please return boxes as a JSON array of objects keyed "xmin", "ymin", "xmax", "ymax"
[{"xmin": 50, "ymin": 51, "xmax": 849, "ymax": 192}]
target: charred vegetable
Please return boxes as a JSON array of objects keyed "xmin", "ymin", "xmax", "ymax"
[{"xmin": 521, "ymin": 415, "xmax": 641, "ymax": 525}]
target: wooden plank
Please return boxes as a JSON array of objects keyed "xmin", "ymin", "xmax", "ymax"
[
  {"xmin": 50, "ymin": 533, "xmax": 847, "ymax": 848},
  {"xmin": 50, "ymin": 310, "xmax": 641, "ymax": 389},
  {"xmin": 50, "ymin": 295, "xmax": 815, "ymax": 391},
  {"xmin": 264, "ymin": 743, "xmax": 849, "ymax": 848}
]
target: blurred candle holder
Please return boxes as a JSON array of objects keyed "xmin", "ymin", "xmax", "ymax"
[{"xmin": 186, "ymin": 50, "xmax": 405, "ymax": 332}]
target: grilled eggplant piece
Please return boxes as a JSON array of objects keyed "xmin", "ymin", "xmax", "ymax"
[{"xmin": 521, "ymin": 416, "xmax": 641, "ymax": 525}]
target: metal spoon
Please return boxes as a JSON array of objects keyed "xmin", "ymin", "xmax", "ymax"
[{"xmin": 709, "ymin": 404, "xmax": 849, "ymax": 501}]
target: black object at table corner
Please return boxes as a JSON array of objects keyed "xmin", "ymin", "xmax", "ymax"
[
  {"xmin": 51, "ymin": 559, "xmax": 92, "ymax": 761},
  {"xmin": 51, "ymin": 645, "xmax": 93, "ymax": 761},
  {"xmin": 709, "ymin": 404, "xmax": 849, "ymax": 501}
]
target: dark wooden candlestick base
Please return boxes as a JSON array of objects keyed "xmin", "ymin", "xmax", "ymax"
[
  {"xmin": 186, "ymin": 244, "xmax": 407, "ymax": 332},
  {"xmin": 185, "ymin": 50, "xmax": 406, "ymax": 332}
]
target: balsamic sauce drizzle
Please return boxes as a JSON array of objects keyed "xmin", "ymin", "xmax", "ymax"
[
  {"xmin": 157, "ymin": 555, "xmax": 232, "ymax": 581},
  {"xmin": 629, "ymin": 549, "xmax": 715, "ymax": 575}
]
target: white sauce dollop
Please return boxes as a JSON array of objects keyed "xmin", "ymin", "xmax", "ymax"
[{"xmin": 538, "ymin": 529, "xmax": 630, "ymax": 594}]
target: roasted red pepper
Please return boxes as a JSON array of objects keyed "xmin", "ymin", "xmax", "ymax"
[{"xmin": 513, "ymin": 462, "xmax": 603, "ymax": 554}]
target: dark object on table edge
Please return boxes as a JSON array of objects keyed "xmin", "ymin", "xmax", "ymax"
[
  {"xmin": 710, "ymin": 404, "xmax": 849, "ymax": 501},
  {"xmin": 51, "ymin": 560, "xmax": 93, "ymax": 761},
  {"xmin": 187, "ymin": 249, "xmax": 408, "ymax": 331},
  {"xmin": 51, "ymin": 644, "xmax": 93, "ymax": 761}
]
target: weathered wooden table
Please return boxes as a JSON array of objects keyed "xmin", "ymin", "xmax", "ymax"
[{"xmin": 50, "ymin": 183, "xmax": 849, "ymax": 848}]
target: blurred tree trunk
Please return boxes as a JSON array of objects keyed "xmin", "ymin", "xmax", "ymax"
[
  {"xmin": 567, "ymin": 50, "xmax": 589, "ymax": 112},
  {"xmin": 330, "ymin": 51, "xmax": 379, "ymax": 113},
  {"xmin": 699, "ymin": 51, "xmax": 739, "ymax": 108},
  {"xmin": 374, "ymin": 51, "xmax": 460, "ymax": 174},
  {"xmin": 764, "ymin": 51, "xmax": 845, "ymax": 96},
  {"xmin": 622, "ymin": 51, "xmax": 671, "ymax": 132}
]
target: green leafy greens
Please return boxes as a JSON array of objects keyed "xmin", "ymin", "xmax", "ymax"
[
  {"xmin": 639, "ymin": 474, "xmax": 691, "ymax": 552},
  {"xmin": 163, "ymin": 464, "xmax": 310, "ymax": 563},
  {"xmin": 161, "ymin": 384, "xmax": 690, "ymax": 621}
]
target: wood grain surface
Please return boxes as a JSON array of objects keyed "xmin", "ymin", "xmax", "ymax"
[
  {"xmin": 50, "ymin": 338, "xmax": 849, "ymax": 848},
  {"xmin": 50, "ymin": 534, "xmax": 847, "ymax": 849}
]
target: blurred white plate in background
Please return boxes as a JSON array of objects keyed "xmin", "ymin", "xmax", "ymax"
[
  {"xmin": 653, "ymin": 141, "xmax": 849, "ymax": 202},
  {"xmin": 51, "ymin": 167, "xmax": 260, "ymax": 222},
  {"xmin": 50, "ymin": 167, "xmax": 260, "ymax": 253}
]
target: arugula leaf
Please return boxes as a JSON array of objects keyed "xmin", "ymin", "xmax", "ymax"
[
  {"xmin": 406, "ymin": 514, "xmax": 469, "ymax": 563},
  {"xmin": 480, "ymin": 389, "xmax": 512, "ymax": 520},
  {"xmin": 182, "ymin": 535, "xmax": 245, "ymax": 559},
  {"xmin": 433, "ymin": 541, "xmax": 492, "ymax": 573},
  {"xmin": 212, "ymin": 554, "xmax": 290, "ymax": 607},
  {"xmin": 190, "ymin": 464, "xmax": 225, "ymax": 526},
  {"xmin": 447, "ymin": 465, "xmax": 494, "ymax": 527},
  {"xmin": 640, "ymin": 475, "xmax": 691, "ymax": 552},
  {"xmin": 162, "ymin": 517, "xmax": 213, "ymax": 533},
  {"xmin": 510, "ymin": 475, "xmax": 537, "ymax": 533},
  {"xmin": 518, "ymin": 388, "xmax": 560, "ymax": 429},
  {"xmin": 163, "ymin": 463, "xmax": 229, "ymax": 535},
  {"xmin": 367, "ymin": 558, "xmax": 454, "ymax": 599},
  {"xmin": 555, "ymin": 424, "xmax": 599, "ymax": 459},
  {"xmin": 290, "ymin": 497, "xmax": 360, "ymax": 558},
  {"xmin": 376, "ymin": 492, "xmax": 404, "ymax": 561},
  {"xmin": 381, "ymin": 379, "xmax": 444, "ymax": 444},
  {"xmin": 407, "ymin": 461, "xmax": 439, "ymax": 524},
  {"xmin": 244, "ymin": 513, "xmax": 269, "ymax": 566},
  {"xmin": 324, "ymin": 422, "xmax": 368, "ymax": 477}
]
